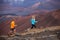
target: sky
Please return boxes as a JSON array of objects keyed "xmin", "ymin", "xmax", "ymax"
[{"xmin": 0, "ymin": 0, "xmax": 60, "ymax": 15}]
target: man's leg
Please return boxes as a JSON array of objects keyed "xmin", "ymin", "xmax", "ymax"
[
  {"xmin": 10, "ymin": 28, "xmax": 15, "ymax": 34},
  {"xmin": 14, "ymin": 29, "xmax": 16, "ymax": 34},
  {"xmin": 11, "ymin": 28, "xmax": 16, "ymax": 36},
  {"xmin": 8, "ymin": 29, "xmax": 13, "ymax": 36}
]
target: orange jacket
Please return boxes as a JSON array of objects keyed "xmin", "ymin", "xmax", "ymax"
[{"xmin": 10, "ymin": 21, "xmax": 15, "ymax": 29}]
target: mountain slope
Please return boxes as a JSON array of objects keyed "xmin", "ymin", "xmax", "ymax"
[{"xmin": 0, "ymin": 9, "xmax": 60, "ymax": 35}]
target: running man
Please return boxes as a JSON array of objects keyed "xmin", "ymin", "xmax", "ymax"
[
  {"xmin": 31, "ymin": 15, "xmax": 38, "ymax": 29},
  {"xmin": 8, "ymin": 20, "xmax": 17, "ymax": 36}
]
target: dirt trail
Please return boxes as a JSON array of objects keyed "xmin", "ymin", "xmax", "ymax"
[{"xmin": 20, "ymin": 26, "xmax": 60, "ymax": 35}]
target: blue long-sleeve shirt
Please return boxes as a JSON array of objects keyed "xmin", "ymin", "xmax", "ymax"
[{"xmin": 31, "ymin": 19, "xmax": 37, "ymax": 25}]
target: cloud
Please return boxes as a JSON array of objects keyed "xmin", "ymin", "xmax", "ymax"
[
  {"xmin": 48, "ymin": 0, "xmax": 60, "ymax": 9},
  {"xmin": 32, "ymin": 2, "xmax": 41, "ymax": 8},
  {"xmin": 20, "ymin": 0, "xmax": 24, "ymax": 2},
  {"xmin": 0, "ymin": 0, "xmax": 60, "ymax": 15},
  {"xmin": 22, "ymin": 2, "xmax": 41, "ymax": 12},
  {"xmin": 46, "ymin": 0, "xmax": 51, "ymax": 2}
]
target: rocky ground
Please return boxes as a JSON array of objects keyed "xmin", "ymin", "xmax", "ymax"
[{"xmin": 0, "ymin": 26, "xmax": 60, "ymax": 40}]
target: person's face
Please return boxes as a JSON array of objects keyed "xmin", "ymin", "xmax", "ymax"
[{"xmin": 32, "ymin": 16, "xmax": 35, "ymax": 19}]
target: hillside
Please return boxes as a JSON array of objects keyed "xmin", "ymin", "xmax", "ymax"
[
  {"xmin": 0, "ymin": 9, "xmax": 60, "ymax": 35},
  {"xmin": 0, "ymin": 26, "xmax": 60, "ymax": 40}
]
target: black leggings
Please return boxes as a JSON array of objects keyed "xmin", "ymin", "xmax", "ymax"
[
  {"xmin": 10, "ymin": 28, "xmax": 15, "ymax": 32},
  {"xmin": 31, "ymin": 24, "xmax": 36, "ymax": 29}
]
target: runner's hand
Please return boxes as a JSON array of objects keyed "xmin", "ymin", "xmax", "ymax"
[
  {"xmin": 15, "ymin": 25, "xmax": 17, "ymax": 26},
  {"xmin": 36, "ymin": 21, "xmax": 38, "ymax": 23}
]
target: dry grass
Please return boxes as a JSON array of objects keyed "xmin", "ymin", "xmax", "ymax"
[{"xmin": 20, "ymin": 26, "xmax": 60, "ymax": 35}]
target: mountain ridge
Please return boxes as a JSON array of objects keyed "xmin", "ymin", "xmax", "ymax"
[{"xmin": 0, "ymin": 9, "xmax": 60, "ymax": 35}]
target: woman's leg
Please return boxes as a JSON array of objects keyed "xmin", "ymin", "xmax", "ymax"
[
  {"xmin": 34, "ymin": 25, "xmax": 36, "ymax": 28},
  {"xmin": 31, "ymin": 24, "xmax": 34, "ymax": 29}
]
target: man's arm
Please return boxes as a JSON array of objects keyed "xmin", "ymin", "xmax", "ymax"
[{"xmin": 15, "ymin": 25, "xmax": 17, "ymax": 26}]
